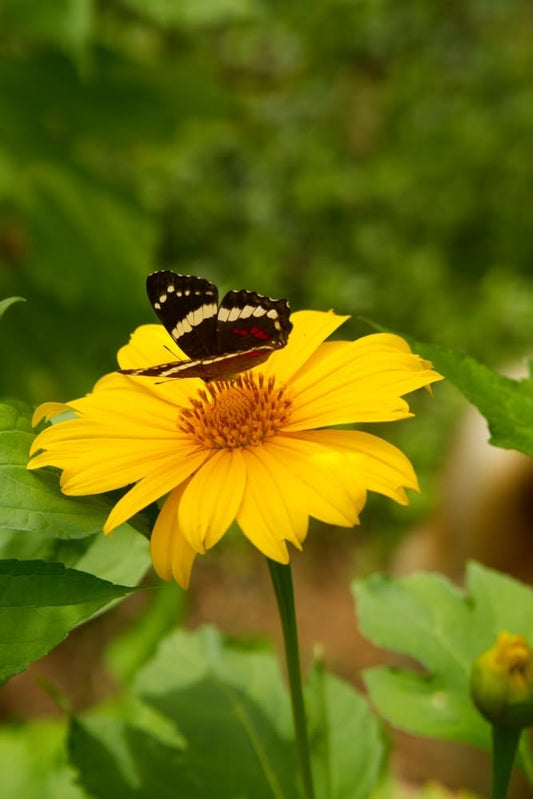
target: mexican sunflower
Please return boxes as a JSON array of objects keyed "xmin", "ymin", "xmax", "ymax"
[{"xmin": 28, "ymin": 311, "xmax": 442, "ymax": 588}]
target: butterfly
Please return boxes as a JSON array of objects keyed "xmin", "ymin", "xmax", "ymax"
[{"xmin": 119, "ymin": 270, "xmax": 293, "ymax": 382}]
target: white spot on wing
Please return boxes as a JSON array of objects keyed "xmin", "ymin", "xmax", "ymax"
[
  {"xmin": 167, "ymin": 285, "xmax": 175, "ymax": 293},
  {"xmin": 192, "ymin": 308, "xmax": 204, "ymax": 326},
  {"xmin": 184, "ymin": 302, "xmax": 217, "ymax": 329},
  {"xmin": 159, "ymin": 294, "xmax": 167, "ymax": 303},
  {"xmin": 174, "ymin": 317, "xmax": 193, "ymax": 338},
  {"xmin": 154, "ymin": 302, "xmax": 161, "ymax": 310},
  {"xmin": 252, "ymin": 306, "xmax": 267, "ymax": 317},
  {"xmin": 266, "ymin": 309, "xmax": 279, "ymax": 319}
]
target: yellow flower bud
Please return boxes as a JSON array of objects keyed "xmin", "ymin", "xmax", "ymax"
[{"xmin": 470, "ymin": 631, "xmax": 533, "ymax": 727}]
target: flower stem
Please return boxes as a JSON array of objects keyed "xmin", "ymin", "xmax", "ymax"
[
  {"xmin": 491, "ymin": 724, "xmax": 521, "ymax": 799},
  {"xmin": 267, "ymin": 559, "xmax": 315, "ymax": 799}
]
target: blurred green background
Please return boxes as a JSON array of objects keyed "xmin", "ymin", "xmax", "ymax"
[
  {"xmin": 1, "ymin": 0, "xmax": 532, "ymax": 539},
  {"xmin": 1, "ymin": 7, "xmax": 532, "ymax": 790}
]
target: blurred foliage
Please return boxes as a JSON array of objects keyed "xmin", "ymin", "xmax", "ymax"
[
  {"xmin": 69, "ymin": 626, "xmax": 386, "ymax": 799},
  {"xmin": 1, "ymin": 0, "xmax": 532, "ymax": 405},
  {"xmin": 1, "ymin": 0, "xmax": 532, "ymax": 546},
  {"xmin": 1, "ymin": 6, "xmax": 532, "ymax": 791}
]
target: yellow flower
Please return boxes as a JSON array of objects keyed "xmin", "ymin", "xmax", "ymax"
[
  {"xmin": 470, "ymin": 631, "xmax": 533, "ymax": 727},
  {"xmin": 28, "ymin": 310, "xmax": 442, "ymax": 588}
]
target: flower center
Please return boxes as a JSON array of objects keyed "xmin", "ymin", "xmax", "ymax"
[{"xmin": 178, "ymin": 373, "xmax": 292, "ymax": 449}]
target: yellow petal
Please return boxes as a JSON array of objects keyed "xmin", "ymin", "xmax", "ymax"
[
  {"xmin": 293, "ymin": 429, "xmax": 419, "ymax": 504},
  {"xmin": 31, "ymin": 402, "xmax": 71, "ymax": 426},
  {"xmin": 246, "ymin": 443, "xmax": 310, "ymax": 541},
  {"xmin": 151, "ymin": 484, "xmax": 197, "ymax": 589},
  {"xmin": 29, "ymin": 419, "xmax": 82, "ymax": 458},
  {"xmin": 103, "ymin": 449, "xmax": 210, "ymax": 534},
  {"xmin": 265, "ymin": 436, "xmax": 365, "ymax": 526},
  {"xmin": 178, "ymin": 449, "xmax": 247, "ymax": 553},
  {"xmin": 70, "ymin": 374, "xmax": 192, "ymax": 427},
  {"xmin": 32, "ymin": 374, "xmax": 184, "ymax": 438},
  {"xmin": 285, "ymin": 392, "xmax": 413, "ymax": 431},
  {"xmin": 117, "ymin": 324, "xmax": 186, "ymax": 368},
  {"xmin": 115, "ymin": 324, "xmax": 205, "ymax": 405},
  {"xmin": 27, "ymin": 444, "xmax": 79, "ymax": 470},
  {"xmin": 59, "ymin": 439, "xmax": 194, "ymax": 495},
  {"xmin": 285, "ymin": 333, "xmax": 443, "ymax": 430},
  {"xmin": 28, "ymin": 375, "xmax": 197, "ymax": 486},
  {"xmin": 29, "ymin": 397, "xmax": 196, "ymax": 495},
  {"xmin": 261, "ymin": 310, "xmax": 349, "ymax": 384},
  {"xmin": 237, "ymin": 447, "xmax": 311, "ymax": 562}
]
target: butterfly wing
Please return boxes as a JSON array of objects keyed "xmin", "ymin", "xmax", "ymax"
[
  {"xmin": 120, "ymin": 275, "xmax": 292, "ymax": 382},
  {"xmin": 146, "ymin": 271, "xmax": 219, "ymax": 359},
  {"xmin": 216, "ymin": 289, "xmax": 292, "ymax": 355}
]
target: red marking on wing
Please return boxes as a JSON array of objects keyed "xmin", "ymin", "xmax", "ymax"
[
  {"xmin": 232, "ymin": 325, "xmax": 270, "ymax": 340},
  {"xmin": 250, "ymin": 326, "xmax": 270, "ymax": 340}
]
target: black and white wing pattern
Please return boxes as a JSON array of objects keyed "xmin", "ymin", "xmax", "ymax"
[{"xmin": 119, "ymin": 270, "xmax": 292, "ymax": 382}]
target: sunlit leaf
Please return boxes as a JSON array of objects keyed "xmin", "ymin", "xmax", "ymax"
[
  {"xmin": 0, "ymin": 296, "xmax": 25, "ymax": 319},
  {"xmin": 0, "ymin": 399, "xmax": 151, "ymax": 584},
  {"xmin": 306, "ymin": 662, "xmax": 386, "ymax": 799},
  {"xmin": 70, "ymin": 627, "xmax": 299, "ymax": 798},
  {"xmin": 106, "ymin": 582, "xmax": 186, "ymax": 684},
  {"xmin": 0, "ymin": 719, "xmax": 84, "ymax": 799},
  {"xmin": 0, "ymin": 559, "xmax": 137, "ymax": 685},
  {"xmin": 412, "ymin": 341, "xmax": 533, "ymax": 456},
  {"xmin": 2, "ymin": 400, "xmax": 124, "ymax": 539},
  {"xmin": 70, "ymin": 627, "xmax": 388, "ymax": 797},
  {"xmin": 354, "ymin": 562, "xmax": 533, "ymax": 759}
]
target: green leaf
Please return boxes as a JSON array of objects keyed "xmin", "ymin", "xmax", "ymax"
[
  {"xmin": 68, "ymin": 714, "xmax": 186, "ymax": 799},
  {"xmin": 0, "ymin": 397, "xmax": 151, "ymax": 586},
  {"xmin": 1, "ymin": 399, "xmax": 151, "ymax": 589},
  {"xmin": 0, "ymin": 296, "xmax": 25, "ymax": 319},
  {"xmin": 70, "ymin": 627, "xmax": 299, "ymax": 798},
  {"xmin": 305, "ymin": 662, "xmax": 386, "ymax": 799},
  {"xmin": 412, "ymin": 340, "xmax": 533, "ymax": 456},
  {"xmin": 0, "ymin": 718, "xmax": 85, "ymax": 799},
  {"xmin": 0, "ymin": 520, "xmax": 151, "ymax": 588},
  {"xmin": 106, "ymin": 582, "xmax": 187, "ymax": 684},
  {"xmin": 68, "ymin": 525, "xmax": 150, "ymax": 586},
  {"xmin": 1, "ymin": 0, "xmax": 93, "ymax": 62},
  {"xmin": 0, "ymin": 559, "xmax": 137, "ymax": 685},
  {"xmin": 122, "ymin": 0, "xmax": 259, "ymax": 30},
  {"xmin": 71, "ymin": 627, "xmax": 388, "ymax": 797},
  {"xmin": 354, "ymin": 562, "xmax": 533, "ymax": 753},
  {"xmin": 2, "ymin": 400, "xmax": 125, "ymax": 539}
]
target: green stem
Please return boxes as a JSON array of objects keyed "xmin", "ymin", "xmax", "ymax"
[
  {"xmin": 267, "ymin": 559, "xmax": 315, "ymax": 799},
  {"xmin": 518, "ymin": 732, "xmax": 533, "ymax": 785},
  {"xmin": 491, "ymin": 724, "xmax": 521, "ymax": 799}
]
